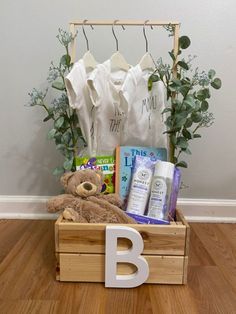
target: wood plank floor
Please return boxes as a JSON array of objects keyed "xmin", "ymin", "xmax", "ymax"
[{"xmin": 0, "ymin": 220, "xmax": 235, "ymax": 314}]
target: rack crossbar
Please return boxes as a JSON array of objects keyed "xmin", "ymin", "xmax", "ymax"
[{"xmin": 69, "ymin": 20, "xmax": 180, "ymax": 26}]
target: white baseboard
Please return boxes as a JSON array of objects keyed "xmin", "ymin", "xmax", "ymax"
[
  {"xmin": 0, "ymin": 196, "xmax": 235, "ymax": 222},
  {"xmin": 177, "ymin": 198, "xmax": 236, "ymax": 222},
  {"xmin": 0, "ymin": 196, "xmax": 59, "ymax": 220}
]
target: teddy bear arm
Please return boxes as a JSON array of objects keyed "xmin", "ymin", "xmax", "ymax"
[
  {"xmin": 87, "ymin": 196, "xmax": 135, "ymax": 224},
  {"xmin": 76, "ymin": 199, "xmax": 108, "ymax": 223},
  {"xmin": 96, "ymin": 193, "xmax": 123, "ymax": 209},
  {"xmin": 47, "ymin": 194, "xmax": 81, "ymax": 213},
  {"xmin": 63, "ymin": 208, "xmax": 88, "ymax": 222}
]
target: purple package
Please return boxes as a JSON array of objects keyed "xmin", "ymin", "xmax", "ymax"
[
  {"xmin": 126, "ymin": 212, "xmax": 170, "ymax": 225},
  {"xmin": 126, "ymin": 155, "xmax": 156, "ymax": 215},
  {"xmin": 168, "ymin": 167, "xmax": 181, "ymax": 220}
]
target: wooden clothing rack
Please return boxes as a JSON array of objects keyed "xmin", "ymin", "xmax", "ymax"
[{"xmin": 68, "ymin": 19, "xmax": 180, "ymax": 74}]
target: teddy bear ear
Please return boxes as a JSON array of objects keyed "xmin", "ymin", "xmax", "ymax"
[{"xmin": 60, "ymin": 171, "xmax": 74, "ymax": 188}]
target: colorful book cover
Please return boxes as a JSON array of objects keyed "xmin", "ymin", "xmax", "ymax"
[
  {"xmin": 75, "ymin": 156, "xmax": 115, "ymax": 194},
  {"xmin": 115, "ymin": 146, "xmax": 167, "ymax": 206}
]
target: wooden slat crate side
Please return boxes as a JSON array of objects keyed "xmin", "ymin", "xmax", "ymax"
[
  {"xmin": 55, "ymin": 215, "xmax": 63, "ymax": 252},
  {"xmin": 182, "ymin": 256, "xmax": 189, "ymax": 284},
  {"xmin": 176, "ymin": 209, "xmax": 189, "ymax": 226},
  {"xmin": 57, "ymin": 208, "xmax": 186, "ymax": 231},
  {"xmin": 55, "ymin": 253, "xmax": 60, "ymax": 281},
  {"xmin": 58, "ymin": 224, "xmax": 186, "ymax": 256},
  {"xmin": 58, "ymin": 253, "xmax": 185, "ymax": 284},
  {"xmin": 176, "ymin": 209, "xmax": 190, "ymax": 256}
]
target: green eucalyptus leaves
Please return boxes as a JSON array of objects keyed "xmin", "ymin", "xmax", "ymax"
[
  {"xmin": 149, "ymin": 34, "xmax": 222, "ymax": 168},
  {"xmin": 28, "ymin": 29, "xmax": 83, "ymax": 175}
]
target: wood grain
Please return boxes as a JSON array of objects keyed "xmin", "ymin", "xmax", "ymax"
[
  {"xmin": 69, "ymin": 20, "xmax": 180, "ymax": 26},
  {"xmin": 59, "ymin": 254, "xmax": 185, "ymax": 284},
  {"xmin": 149, "ymin": 284, "xmax": 199, "ymax": 314},
  {"xmin": 58, "ymin": 223, "xmax": 186, "ymax": 255},
  {"xmin": 56, "ymin": 209, "xmax": 187, "ymax": 256},
  {"xmin": 188, "ymin": 265, "xmax": 236, "ymax": 314},
  {"xmin": 188, "ymin": 227, "xmax": 216, "ymax": 267},
  {"xmin": 0, "ymin": 220, "xmax": 236, "ymax": 314},
  {"xmin": 0, "ymin": 219, "xmax": 30, "ymax": 263},
  {"xmin": 56, "ymin": 209, "xmax": 189, "ymax": 284},
  {"xmin": 176, "ymin": 209, "xmax": 190, "ymax": 255},
  {"xmin": 191, "ymin": 223, "xmax": 236, "ymax": 294}
]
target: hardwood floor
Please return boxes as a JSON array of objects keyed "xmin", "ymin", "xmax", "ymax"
[{"xmin": 0, "ymin": 220, "xmax": 235, "ymax": 314}]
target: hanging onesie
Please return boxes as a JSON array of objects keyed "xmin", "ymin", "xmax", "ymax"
[
  {"xmin": 87, "ymin": 60, "xmax": 128, "ymax": 156},
  {"xmin": 65, "ymin": 59, "xmax": 95, "ymax": 156},
  {"xmin": 120, "ymin": 64, "xmax": 168, "ymax": 149}
]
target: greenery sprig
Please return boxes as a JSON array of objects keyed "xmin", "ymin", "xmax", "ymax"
[
  {"xmin": 149, "ymin": 34, "xmax": 222, "ymax": 168},
  {"xmin": 28, "ymin": 29, "xmax": 84, "ymax": 175}
]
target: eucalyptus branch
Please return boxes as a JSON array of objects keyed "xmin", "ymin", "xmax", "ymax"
[
  {"xmin": 192, "ymin": 124, "xmax": 200, "ymax": 134},
  {"xmin": 149, "ymin": 34, "xmax": 222, "ymax": 168},
  {"xmin": 28, "ymin": 28, "xmax": 83, "ymax": 175}
]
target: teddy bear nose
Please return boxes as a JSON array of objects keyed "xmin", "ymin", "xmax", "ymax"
[{"xmin": 83, "ymin": 182, "xmax": 93, "ymax": 191}]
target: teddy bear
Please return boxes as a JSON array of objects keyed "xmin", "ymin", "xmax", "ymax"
[{"xmin": 47, "ymin": 169, "xmax": 135, "ymax": 224}]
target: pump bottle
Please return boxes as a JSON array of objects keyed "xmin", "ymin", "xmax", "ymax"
[{"xmin": 147, "ymin": 161, "xmax": 175, "ymax": 220}]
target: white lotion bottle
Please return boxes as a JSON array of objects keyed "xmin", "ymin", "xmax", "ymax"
[
  {"xmin": 147, "ymin": 161, "xmax": 175, "ymax": 220},
  {"xmin": 126, "ymin": 156, "xmax": 155, "ymax": 215}
]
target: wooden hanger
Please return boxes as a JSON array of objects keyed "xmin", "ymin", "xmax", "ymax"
[
  {"xmin": 139, "ymin": 20, "xmax": 155, "ymax": 71},
  {"xmin": 83, "ymin": 51, "xmax": 97, "ymax": 69},
  {"xmin": 110, "ymin": 51, "xmax": 130, "ymax": 71},
  {"xmin": 82, "ymin": 20, "xmax": 98, "ymax": 69},
  {"xmin": 110, "ymin": 20, "xmax": 130, "ymax": 71},
  {"xmin": 139, "ymin": 52, "xmax": 155, "ymax": 71}
]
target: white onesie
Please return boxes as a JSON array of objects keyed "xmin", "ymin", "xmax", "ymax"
[
  {"xmin": 65, "ymin": 59, "xmax": 95, "ymax": 156},
  {"xmin": 120, "ymin": 64, "xmax": 167, "ymax": 149},
  {"xmin": 87, "ymin": 60, "xmax": 128, "ymax": 156}
]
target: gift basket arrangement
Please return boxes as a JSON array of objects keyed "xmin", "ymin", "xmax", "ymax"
[{"xmin": 28, "ymin": 20, "xmax": 221, "ymax": 286}]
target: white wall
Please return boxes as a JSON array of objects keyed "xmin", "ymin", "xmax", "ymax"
[{"xmin": 0, "ymin": 0, "xmax": 235, "ymax": 199}]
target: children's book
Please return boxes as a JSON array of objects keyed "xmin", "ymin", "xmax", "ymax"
[
  {"xmin": 115, "ymin": 146, "xmax": 167, "ymax": 206},
  {"xmin": 75, "ymin": 156, "xmax": 115, "ymax": 193}
]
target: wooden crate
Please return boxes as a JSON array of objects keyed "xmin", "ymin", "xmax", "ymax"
[{"xmin": 55, "ymin": 209, "xmax": 190, "ymax": 285}]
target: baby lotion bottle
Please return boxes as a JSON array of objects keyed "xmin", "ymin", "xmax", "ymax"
[
  {"xmin": 147, "ymin": 161, "xmax": 175, "ymax": 220},
  {"xmin": 126, "ymin": 156, "xmax": 155, "ymax": 215}
]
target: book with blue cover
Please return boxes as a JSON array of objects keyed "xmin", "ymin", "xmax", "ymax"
[{"xmin": 115, "ymin": 146, "xmax": 167, "ymax": 206}]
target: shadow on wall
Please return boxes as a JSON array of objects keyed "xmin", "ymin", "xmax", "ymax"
[
  {"xmin": 25, "ymin": 122, "xmax": 64, "ymax": 196},
  {"xmin": 5, "ymin": 121, "xmax": 63, "ymax": 196}
]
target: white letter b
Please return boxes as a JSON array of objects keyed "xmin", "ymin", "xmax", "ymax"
[{"xmin": 105, "ymin": 226, "xmax": 149, "ymax": 288}]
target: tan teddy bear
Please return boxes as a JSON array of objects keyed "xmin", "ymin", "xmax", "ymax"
[{"xmin": 47, "ymin": 169, "xmax": 135, "ymax": 224}]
